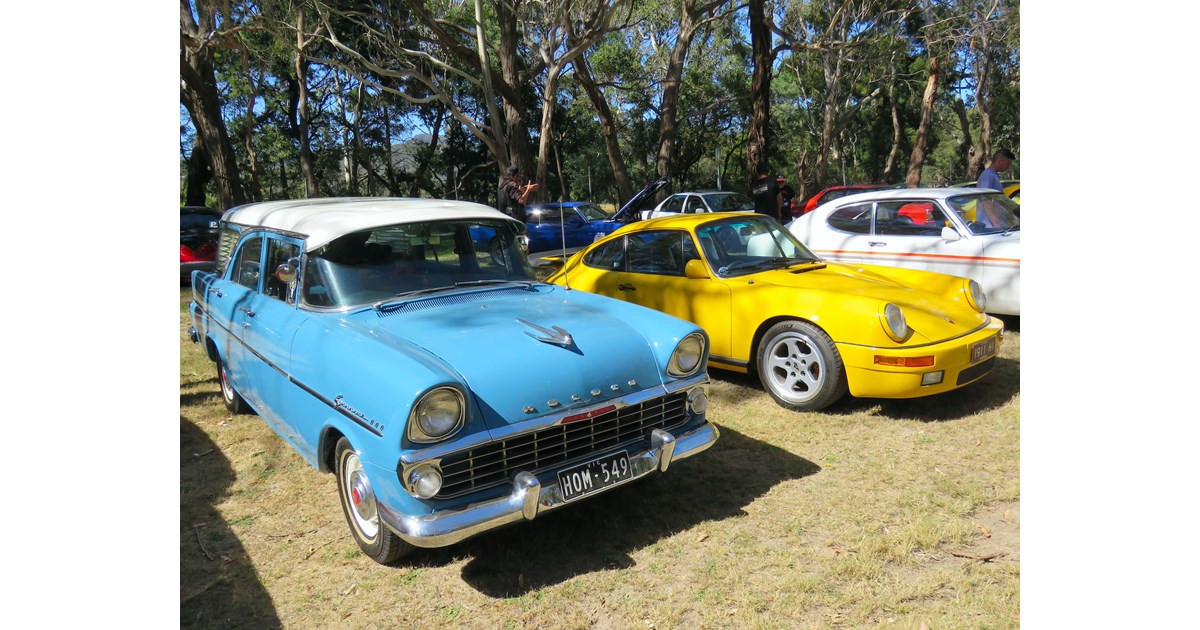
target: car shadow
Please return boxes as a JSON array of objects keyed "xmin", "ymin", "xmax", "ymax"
[
  {"xmin": 710, "ymin": 354, "xmax": 1020, "ymax": 422},
  {"xmin": 180, "ymin": 416, "xmax": 282, "ymax": 628},
  {"xmin": 399, "ymin": 427, "xmax": 818, "ymax": 598}
]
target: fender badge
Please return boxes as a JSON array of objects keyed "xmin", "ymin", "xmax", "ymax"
[{"xmin": 517, "ymin": 318, "xmax": 574, "ymax": 348}]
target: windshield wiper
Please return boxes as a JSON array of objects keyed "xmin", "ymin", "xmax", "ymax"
[{"xmin": 726, "ymin": 257, "xmax": 816, "ymax": 272}]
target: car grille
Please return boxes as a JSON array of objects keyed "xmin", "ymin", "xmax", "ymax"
[{"xmin": 435, "ymin": 392, "xmax": 690, "ymax": 499}]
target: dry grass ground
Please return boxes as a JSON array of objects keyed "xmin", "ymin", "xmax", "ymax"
[{"xmin": 180, "ymin": 290, "xmax": 1019, "ymax": 629}]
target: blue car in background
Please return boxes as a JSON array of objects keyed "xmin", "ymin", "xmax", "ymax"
[{"xmin": 523, "ymin": 202, "xmax": 607, "ymax": 253}]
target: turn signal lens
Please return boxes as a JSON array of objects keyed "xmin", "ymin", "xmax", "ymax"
[{"xmin": 874, "ymin": 355, "xmax": 935, "ymax": 368}]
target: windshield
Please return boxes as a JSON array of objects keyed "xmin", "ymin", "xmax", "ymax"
[
  {"xmin": 946, "ymin": 193, "xmax": 1020, "ymax": 234},
  {"xmin": 703, "ymin": 192, "xmax": 756, "ymax": 212},
  {"xmin": 575, "ymin": 202, "xmax": 612, "ymax": 221},
  {"xmin": 301, "ymin": 219, "xmax": 536, "ymax": 309},
  {"xmin": 695, "ymin": 215, "xmax": 820, "ymax": 277}
]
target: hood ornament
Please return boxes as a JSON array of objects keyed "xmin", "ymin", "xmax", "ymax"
[{"xmin": 517, "ymin": 318, "xmax": 574, "ymax": 348}]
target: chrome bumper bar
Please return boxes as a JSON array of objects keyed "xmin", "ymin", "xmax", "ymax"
[{"xmin": 377, "ymin": 422, "xmax": 720, "ymax": 548}]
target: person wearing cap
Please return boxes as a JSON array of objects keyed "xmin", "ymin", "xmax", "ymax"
[{"xmin": 497, "ymin": 164, "xmax": 539, "ymax": 221}]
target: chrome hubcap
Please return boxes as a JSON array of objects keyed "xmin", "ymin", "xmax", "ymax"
[
  {"xmin": 763, "ymin": 332, "xmax": 825, "ymax": 403},
  {"xmin": 343, "ymin": 453, "xmax": 379, "ymax": 538}
]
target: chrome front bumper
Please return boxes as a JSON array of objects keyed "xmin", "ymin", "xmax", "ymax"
[{"xmin": 376, "ymin": 422, "xmax": 720, "ymax": 548}]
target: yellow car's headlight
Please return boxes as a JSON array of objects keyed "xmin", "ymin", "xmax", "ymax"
[
  {"xmin": 880, "ymin": 303, "xmax": 910, "ymax": 342},
  {"xmin": 668, "ymin": 332, "xmax": 706, "ymax": 377},
  {"xmin": 408, "ymin": 387, "xmax": 465, "ymax": 443},
  {"xmin": 964, "ymin": 279, "xmax": 987, "ymax": 313}
]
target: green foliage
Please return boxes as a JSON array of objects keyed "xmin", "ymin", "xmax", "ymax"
[{"xmin": 181, "ymin": 0, "xmax": 1020, "ymax": 206}]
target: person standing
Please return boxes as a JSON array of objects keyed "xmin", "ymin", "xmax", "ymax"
[
  {"xmin": 978, "ymin": 149, "xmax": 1015, "ymax": 191},
  {"xmin": 750, "ymin": 163, "xmax": 783, "ymax": 222},
  {"xmin": 497, "ymin": 164, "xmax": 539, "ymax": 221}
]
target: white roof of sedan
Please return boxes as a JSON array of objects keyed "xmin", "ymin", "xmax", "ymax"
[
  {"xmin": 821, "ymin": 186, "xmax": 1000, "ymax": 205},
  {"xmin": 221, "ymin": 197, "xmax": 518, "ymax": 251}
]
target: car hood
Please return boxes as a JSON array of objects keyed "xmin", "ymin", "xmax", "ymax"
[
  {"xmin": 609, "ymin": 176, "xmax": 672, "ymax": 222},
  {"xmin": 749, "ymin": 262, "xmax": 990, "ymax": 343},
  {"xmin": 345, "ymin": 285, "xmax": 669, "ymax": 431}
]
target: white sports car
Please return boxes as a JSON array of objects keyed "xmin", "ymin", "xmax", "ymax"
[
  {"xmin": 641, "ymin": 191, "xmax": 757, "ymax": 220},
  {"xmin": 787, "ymin": 187, "xmax": 1020, "ymax": 316}
]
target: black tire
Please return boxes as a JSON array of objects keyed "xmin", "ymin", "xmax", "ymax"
[
  {"xmin": 216, "ymin": 353, "xmax": 251, "ymax": 415},
  {"xmin": 334, "ymin": 437, "xmax": 414, "ymax": 564},
  {"xmin": 755, "ymin": 320, "xmax": 848, "ymax": 411}
]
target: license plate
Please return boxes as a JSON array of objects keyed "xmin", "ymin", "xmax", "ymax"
[
  {"xmin": 970, "ymin": 335, "xmax": 997, "ymax": 364},
  {"xmin": 557, "ymin": 451, "xmax": 632, "ymax": 503}
]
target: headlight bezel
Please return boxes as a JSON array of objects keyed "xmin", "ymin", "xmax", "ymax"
[
  {"xmin": 667, "ymin": 332, "xmax": 707, "ymax": 377},
  {"xmin": 407, "ymin": 386, "xmax": 466, "ymax": 444},
  {"xmin": 880, "ymin": 303, "xmax": 911, "ymax": 342},
  {"xmin": 964, "ymin": 279, "xmax": 987, "ymax": 313}
]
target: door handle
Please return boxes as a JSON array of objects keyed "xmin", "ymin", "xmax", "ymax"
[
  {"xmin": 617, "ymin": 283, "xmax": 637, "ymax": 292},
  {"xmin": 868, "ymin": 241, "xmax": 886, "ymax": 247},
  {"xmin": 239, "ymin": 307, "xmax": 256, "ymax": 317}
]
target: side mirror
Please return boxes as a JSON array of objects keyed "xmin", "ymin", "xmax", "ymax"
[
  {"xmin": 275, "ymin": 257, "xmax": 300, "ymax": 283},
  {"xmin": 941, "ymin": 225, "xmax": 962, "ymax": 242},
  {"xmin": 684, "ymin": 259, "xmax": 710, "ymax": 279}
]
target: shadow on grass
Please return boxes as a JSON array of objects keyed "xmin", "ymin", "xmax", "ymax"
[
  {"xmin": 710, "ymin": 355, "xmax": 1020, "ymax": 423},
  {"xmin": 180, "ymin": 416, "xmax": 282, "ymax": 629},
  {"xmin": 399, "ymin": 427, "xmax": 819, "ymax": 598}
]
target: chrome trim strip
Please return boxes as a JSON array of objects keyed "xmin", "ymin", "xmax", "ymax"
[{"xmin": 377, "ymin": 421, "xmax": 720, "ymax": 548}]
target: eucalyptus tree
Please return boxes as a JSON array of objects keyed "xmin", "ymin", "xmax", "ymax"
[
  {"xmin": 517, "ymin": 0, "xmax": 635, "ymax": 194},
  {"xmin": 181, "ymin": 0, "xmax": 252, "ymax": 210},
  {"xmin": 948, "ymin": 0, "xmax": 1019, "ymax": 178}
]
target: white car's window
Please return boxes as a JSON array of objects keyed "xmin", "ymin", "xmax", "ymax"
[
  {"xmin": 875, "ymin": 201, "xmax": 946, "ymax": 237},
  {"xmin": 683, "ymin": 196, "xmax": 706, "ymax": 214},
  {"xmin": 704, "ymin": 193, "xmax": 755, "ymax": 212},
  {"xmin": 659, "ymin": 196, "xmax": 686, "ymax": 213},
  {"xmin": 826, "ymin": 203, "xmax": 873, "ymax": 234},
  {"xmin": 946, "ymin": 193, "xmax": 1020, "ymax": 234}
]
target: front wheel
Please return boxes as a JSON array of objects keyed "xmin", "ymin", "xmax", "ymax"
[
  {"xmin": 216, "ymin": 353, "xmax": 251, "ymax": 415},
  {"xmin": 334, "ymin": 438, "xmax": 413, "ymax": 564},
  {"xmin": 755, "ymin": 320, "xmax": 848, "ymax": 411}
]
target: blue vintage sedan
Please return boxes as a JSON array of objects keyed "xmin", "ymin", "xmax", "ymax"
[{"xmin": 188, "ymin": 197, "xmax": 719, "ymax": 564}]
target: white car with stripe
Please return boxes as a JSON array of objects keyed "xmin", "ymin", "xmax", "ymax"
[{"xmin": 786, "ymin": 187, "xmax": 1020, "ymax": 316}]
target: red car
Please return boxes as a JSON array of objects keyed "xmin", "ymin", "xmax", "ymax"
[
  {"xmin": 181, "ymin": 206, "xmax": 222, "ymax": 283},
  {"xmin": 795, "ymin": 184, "xmax": 894, "ymax": 218}
]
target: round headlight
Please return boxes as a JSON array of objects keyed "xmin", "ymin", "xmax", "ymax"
[
  {"xmin": 668, "ymin": 333, "xmax": 706, "ymax": 377},
  {"xmin": 965, "ymin": 279, "xmax": 987, "ymax": 313},
  {"xmin": 409, "ymin": 387, "xmax": 465, "ymax": 443},
  {"xmin": 407, "ymin": 464, "xmax": 443, "ymax": 499},
  {"xmin": 881, "ymin": 303, "xmax": 910, "ymax": 342}
]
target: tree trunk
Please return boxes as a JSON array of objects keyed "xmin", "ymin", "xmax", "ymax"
[
  {"xmin": 180, "ymin": 0, "xmax": 245, "ymax": 211},
  {"xmin": 574, "ymin": 53, "xmax": 633, "ymax": 202},
  {"xmin": 654, "ymin": 1, "xmax": 703, "ymax": 180},
  {"xmin": 746, "ymin": 0, "xmax": 773, "ymax": 183},
  {"xmin": 185, "ymin": 134, "xmax": 212, "ymax": 207},
  {"xmin": 294, "ymin": 12, "xmax": 318, "ymax": 198},
  {"xmin": 496, "ymin": 0, "xmax": 533, "ymax": 173},
  {"xmin": 905, "ymin": 55, "xmax": 939, "ymax": 187},
  {"xmin": 883, "ymin": 74, "xmax": 901, "ymax": 182}
]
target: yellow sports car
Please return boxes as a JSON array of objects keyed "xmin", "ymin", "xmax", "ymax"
[{"xmin": 545, "ymin": 213, "xmax": 1004, "ymax": 411}]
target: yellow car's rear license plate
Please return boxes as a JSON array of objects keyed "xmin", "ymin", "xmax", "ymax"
[{"xmin": 970, "ymin": 335, "xmax": 997, "ymax": 364}]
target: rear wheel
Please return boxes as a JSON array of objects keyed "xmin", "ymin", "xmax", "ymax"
[
  {"xmin": 216, "ymin": 353, "xmax": 251, "ymax": 415},
  {"xmin": 335, "ymin": 437, "xmax": 413, "ymax": 564},
  {"xmin": 755, "ymin": 320, "xmax": 848, "ymax": 411}
]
